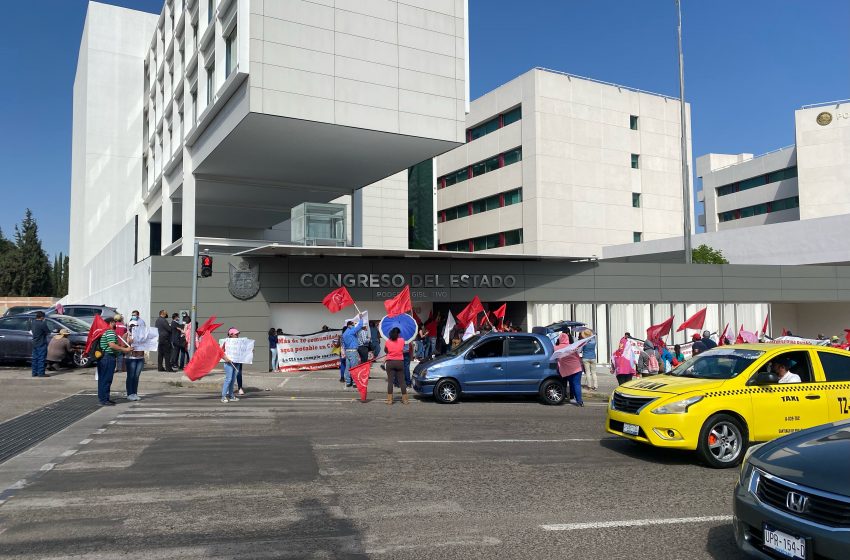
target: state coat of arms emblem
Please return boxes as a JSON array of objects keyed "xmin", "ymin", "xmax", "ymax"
[{"xmin": 228, "ymin": 262, "xmax": 260, "ymax": 300}]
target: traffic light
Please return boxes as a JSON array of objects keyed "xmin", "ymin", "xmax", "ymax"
[{"xmin": 200, "ymin": 255, "xmax": 213, "ymax": 277}]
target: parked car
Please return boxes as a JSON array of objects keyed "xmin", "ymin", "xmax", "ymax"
[
  {"xmin": 734, "ymin": 419, "xmax": 850, "ymax": 560},
  {"xmin": 606, "ymin": 344, "xmax": 850, "ymax": 468},
  {"xmin": 0, "ymin": 314, "xmax": 93, "ymax": 367},
  {"xmin": 23, "ymin": 304, "xmax": 118, "ymax": 325},
  {"xmin": 412, "ymin": 331, "xmax": 563, "ymax": 404},
  {"xmin": 532, "ymin": 321, "xmax": 588, "ymax": 345},
  {"xmin": 2, "ymin": 305, "xmax": 47, "ymax": 317}
]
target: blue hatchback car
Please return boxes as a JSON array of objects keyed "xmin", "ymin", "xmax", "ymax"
[{"xmin": 412, "ymin": 332, "xmax": 565, "ymax": 404}]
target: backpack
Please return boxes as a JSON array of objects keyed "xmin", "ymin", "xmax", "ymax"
[
  {"xmin": 87, "ymin": 335, "xmax": 104, "ymax": 364},
  {"xmin": 647, "ymin": 352, "xmax": 660, "ymax": 373}
]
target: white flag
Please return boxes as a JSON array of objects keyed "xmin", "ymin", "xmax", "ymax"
[
  {"xmin": 462, "ymin": 322, "xmax": 476, "ymax": 341},
  {"xmin": 443, "ymin": 311, "xmax": 456, "ymax": 344},
  {"xmin": 550, "ymin": 336, "xmax": 595, "ymax": 362},
  {"xmin": 345, "ymin": 309, "xmax": 368, "ymax": 328}
]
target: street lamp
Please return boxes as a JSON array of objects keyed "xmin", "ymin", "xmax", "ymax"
[{"xmin": 676, "ymin": 0, "xmax": 693, "ymax": 264}]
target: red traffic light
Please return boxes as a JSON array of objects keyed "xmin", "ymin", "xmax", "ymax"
[{"xmin": 200, "ymin": 255, "xmax": 213, "ymax": 277}]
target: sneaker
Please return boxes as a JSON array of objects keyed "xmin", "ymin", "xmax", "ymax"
[
  {"xmin": 100, "ymin": 401, "xmax": 115, "ymax": 406},
  {"xmin": 569, "ymin": 398, "xmax": 578, "ymax": 405},
  {"xmin": 237, "ymin": 388, "xmax": 245, "ymax": 396},
  {"xmin": 345, "ymin": 383, "xmax": 353, "ymax": 388},
  {"xmin": 127, "ymin": 394, "xmax": 140, "ymax": 401},
  {"xmin": 221, "ymin": 397, "xmax": 229, "ymax": 403},
  {"xmin": 229, "ymin": 396, "xmax": 239, "ymax": 402}
]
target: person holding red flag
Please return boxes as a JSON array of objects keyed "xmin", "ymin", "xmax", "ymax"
[
  {"xmin": 342, "ymin": 311, "xmax": 367, "ymax": 388},
  {"xmin": 383, "ymin": 327, "xmax": 408, "ymax": 405},
  {"xmin": 95, "ymin": 316, "xmax": 133, "ymax": 406},
  {"xmin": 384, "ymin": 285, "xmax": 412, "ymax": 317},
  {"xmin": 456, "ymin": 296, "xmax": 484, "ymax": 327}
]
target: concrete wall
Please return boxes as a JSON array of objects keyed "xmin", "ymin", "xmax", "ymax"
[
  {"xmin": 796, "ymin": 103, "xmax": 850, "ymax": 220},
  {"xmin": 248, "ymin": 0, "xmax": 467, "ymax": 143},
  {"xmin": 69, "ymin": 3, "xmax": 158, "ymax": 301},
  {"xmin": 771, "ymin": 302, "xmax": 850, "ymax": 340},
  {"xmin": 352, "ymin": 171, "xmax": 409, "ymax": 249}
]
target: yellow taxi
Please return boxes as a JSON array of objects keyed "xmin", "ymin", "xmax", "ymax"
[{"xmin": 606, "ymin": 344, "xmax": 850, "ymax": 468}]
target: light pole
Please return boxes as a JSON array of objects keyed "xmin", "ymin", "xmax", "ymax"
[
  {"xmin": 189, "ymin": 240, "xmax": 199, "ymax": 356},
  {"xmin": 676, "ymin": 0, "xmax": 693, "ymax": 264}
]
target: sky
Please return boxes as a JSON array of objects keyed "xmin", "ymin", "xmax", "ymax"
[{"xmin": 1, "ymin": 0, "xmax": 848, "ymax": 259}]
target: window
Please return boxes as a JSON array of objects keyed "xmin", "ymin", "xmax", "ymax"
[
  {"xmin": 504, "ymin": 188, "xmax": 522, "ymax": 206},
  {"xmin": 225, "ymin": 26, "xmax": 237, "ymax": 76},
  {"xmin": 503, "ymin": 147, "xmax": 522, "ymax": 166},
  {"xmin": 630, "ymin": 115, "xmax": 639, "ymax": 130},
  {"xmin": 817, "ymin": 352, "xmax": 850, "ymax": 382},
  {"xmin": 718, "ymin": 196, "xmax": 799, "ymax": 224},
  {"xmin": 438, "ymin": 147, "xmax": 521, "ymax": 189},
  {"xmin": 469, "ymin": 338, "xmax": 504, "ymax": 359},
  {"xmin": 0, "ymin": 317, "xmax": 30, "ymax": 331},
  {"xmin": 716, "ymin": 166, "xmax": 798, "ymax": 198},
  {"xmin": 191, "ymin": 91, "xmax": 198, "ymax": 124},
  {"xmin": 208, "ymin": 0, "xmax": 214, "ymax": 23},
  {"xmin": 467, "ymin": 106, "xmax": 522, "ymax": 141},
  {"xmin": 633, "ymin": 231, "xmax": 642, "ymax": 242},
  {"xmin": 632, "ymin": 193, "xmax": 641, "ymax": 208},
  {"xmin": 442, "ymin": 229, "xmax": 522, "ymax": 252},
  {"xmin": 192, "ymin": 23, "xmax": 198, "ymax": 53},
  {"xmin": 508, "ymin": 337, "xmax": 544, "ymax": 356},
  {"xmin": 206, "ymin": 62, "xmax": 215, "ymax": 105},
  {"xmin": 768, "ymin": 166, "xmax": 797, "ymax": 183},
  {"xmin": 631, "ymin": 154, "xmax": 640, "ymax": 169},
  {"xmin": 441, "ymin": 189, "xmax": 522, "ymax": 222},
  {"xmin": 503, "ymin": 229, "xmax": 523, "ymax": 246},
  {"xmin": 502, "ymin": 106, "xmax": 522, "ymax": 127}
]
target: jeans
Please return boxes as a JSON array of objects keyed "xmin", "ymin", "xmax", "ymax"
[
  {"xmin": 97, "ymin": 354, "xmax": 117, "ymax": 403},
  {"xmin": 31, "ymin": 344, "xmax": 48, "ymax": 376},
  {"xmin": 157, "ymin": 340, "xmax": 172, "ymax": 371},
  {"xmin": 173, "ymin": 346, "xmax": 188, "ymax": 369},
  {"xmin": 222, "ymin": 362, "xmax": 242, "ymax": 398},
  {"xmin": 269, "ymin": 348, "xmax": 278, "ymax": 371},
  {"xmin": 126, "ymin": 357, "xmax": 143, "ymax": 395},
  {"xmin": 235, "ymin": 365, "xmax": 243, "ymax": 390},
  {"xmin": 564, "ymin": 371, "xmax": 583, "ymax": 405},
  {"xmin": 428, "ymin": 336, "xmax": 436, "ymax": 359},
  {"xmin": 344, "ymin": 349, "xmax": 360, "ymax": 385},
  {"xmin": 402, "ymin": 352, "xmax": 411, "ymax": 387},
  {"xmin": 339, "ymin": 354, "xmax": 346, "ymax": 381}
]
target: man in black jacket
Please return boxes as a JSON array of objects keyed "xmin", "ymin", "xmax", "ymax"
[
  {"xmin": 169, "ymin": 313, "xmax": 183, "ymax": 369},
  {"xmin": 155, "ymin": 310, "xmax": 174, "ymax": 372},
  {"xmin": 31, "ymin": 311, "xmax": 53, "ymax": 377}
]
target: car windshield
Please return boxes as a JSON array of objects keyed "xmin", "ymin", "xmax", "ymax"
[
  {"xmin": 670, "ymin": 348, "xmax": 764, "ymax": 380},
  {"xmin": 50, "ymin": 316, "xmax": 92, "ymax": 333},
  {"xmin": 445, "ymin": 335, "xmax": 481, "ymax": 356}
]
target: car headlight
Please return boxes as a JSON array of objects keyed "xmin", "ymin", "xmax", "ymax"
[
  {"xmin": 739, "ymin": 443, "xmax": 765, "ymax": 487},
  {"xmin": 651, "ymin": 395, "xmax": 703, "ymax": 414}
]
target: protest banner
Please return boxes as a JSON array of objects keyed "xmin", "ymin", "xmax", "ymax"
[
  {"xmin": 131, "ymin": 325, "xmax": 159, "ymax": 352},
  {"xmin": 276, "ymin": 330, "xmax": 341, "ymax": 372},
  {"xmin": 218, "ymin": 338, "xmax": 255, "ymax": 364},
  {"xmin": 766, "ymin": 336, "xmax": 829, "ymax": 347}
]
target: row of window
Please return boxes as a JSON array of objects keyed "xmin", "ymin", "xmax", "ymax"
[
  {"xmin": 718, "ymin": 196, "xmax": 800, "ymax": 223},
  {"xmin": 440, "ymin": 229, "xmax": 524, "ymax": 252},
  {"xmin": 716, "ymin": 166, "xmax": 798, "ymax": 197},
  {"xmin": 439, "ymin": 188, "xmax": 523, "ymax": 223},
  {"xmin": 439, "ymin": 147, "xmax": 523, "ymax": 188},
  {"xmin": 467, "ymin": 106, "xmax": 522, "ymax": 141}
]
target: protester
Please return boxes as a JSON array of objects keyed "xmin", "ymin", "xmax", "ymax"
[
  {"xmin": 383, "ymin": 327, "xmax": 408, "ymax": 405},
  {"xmin": 579, "ymin": 329, "xmax": 598, "ymax": 391},
  {"xmin": 691, "ymin": 333, "xmax": 707, "ymax": 356},
  {"xmin": 46, "ymin": 329, "xmax": 74, "ymax": 371},
  {"xmin": 671, "ymin": 344, "xmax": 684, "ymax": 367},
  {"xmin": 169, "ymin": 313, "xmax": 184, "ymax": 370},
  {"xmin": 268, "ymin": 328, "xmax": 278, "ymax": 372},
  {"xmin": 341, "ymin": 312, "xmax": 366, "ymax": 388},
  {"xmin": 30, "ymin": 310, "xmax": 52, "ymax": 378},
  {"xmin": 424, "ymin": 312, "xmax": 439, "ymax": 359},
  {"xmin": 369, "ymin": 320, "xmax": 381, "ymax": 359},
  {"xmin": 702, "ymin": 330, "xmax": 717, "ymax": 350},
  {"xmin": 637, "ymin": 341, "xmax": 661, "ymax": 376},
  {"xmin": 332, "ymin": 330, "xmax": 345, "ymax": 383},
  {"xmin": 155, "ymin": 310, "xmax": 174, "ymax": 372},
  {"xmin": 357, "ymin": 323, "xmax": 371, "ymax": 363},
  {"xmin": 125, "ymin": 326, "xmax": 145, "ymax": 401},
  {"xmin": 221, "ymin": 327, "xmax": 244, "ymax": 401},
  {"xmin": 114, "ymin": 314, "xmax": 128, "ymax": 372},
  {"xmin": 612, "ymin": 334, "xmax": 637, "ymax": 385},
  {"xmin": 128, "ymin": 309, "xmax": 145, "ymax": 330},
  {"xmin": 416, "ymin": 323, "xmax": 429, "ymax": 359},
  {"xmin": 659, "ymin": 344, "xmax": 674, "ymax": 373},
  {"xmin": 178, "ymin": 316, "xmax": 191, "ymax": 366},
  {"xmin": 97, "ymin": 316, "xmax": 132, "ymax": 406},
  {"xmin": 555, "ymin": 333, "xmax": 584, "ymax": 407},
  {"xmin": 402, "ymin": 337, "xmax": 415, "ymax": 388}
]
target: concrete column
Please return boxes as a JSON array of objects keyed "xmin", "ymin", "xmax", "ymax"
[
  {"xmin": 351, "ymin": 188, "xmax": 363, "ymax": 247},
  {"xmin": 180, "ymin": 148, "xmax": 196, "ymax": 256},
  {"xmin": 161, "ymin": 175, "xmax": 173, "ymax": 254}
]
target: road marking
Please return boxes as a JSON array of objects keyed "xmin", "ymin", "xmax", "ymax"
[
  {"xmin": 540, "ymin": 515, "xmax": 734, "ymax": 531},
  {"xmin": 278, "ymin": 378, "xmax": 290, "ymax": 388},
  {"xmin": 60, "ymin": 449, "xmax": 78, "ymax": 457},
  {"xmin": 40, "ymin": 463, "xmax": 55, "ymax": 472},
  {"xmin": 79, "ymin": 439, "xmax": 92, "ymax": 445},
  {"xmin": 398, "ymin": 438, "xmax": 603, "ymax": 444}
]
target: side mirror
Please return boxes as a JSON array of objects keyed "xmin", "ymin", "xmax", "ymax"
[{"xmin": 751, "ymin": 370, "xmax": 779, "ymax": 386}]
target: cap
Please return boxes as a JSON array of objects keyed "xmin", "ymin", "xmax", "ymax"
[
  {"xmin": 692, "ymin": 333, "xmax": 701, "ymax": 341},
  {"xmin": 114, "ymin": 313, "xmax": 123, "ymax": 321},
  {"xmin": 57, "ymin": 328, "xmax": 71, "ymax": 336},
  {"xmin": 832, "ymin": 336, "xmax": 840, "ymax": 342},
  {"xmin": 227, "ymin": 327, "xmax": 240, "ymax": 335}
]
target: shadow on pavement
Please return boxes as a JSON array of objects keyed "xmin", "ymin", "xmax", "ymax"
[
  {"xmin": 705, "ymin": 523, "xmax": 747, "ymax": 559},
  {"xmin": 598, "ymin": 437, "xmax": 702, "ymax": 467}
]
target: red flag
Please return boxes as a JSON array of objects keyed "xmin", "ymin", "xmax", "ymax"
[
  {"xmin": 456, "ymin": 296, "xmax": 485, "ymax": 327},
  {"xmin": 718, "ymin": 323, "xmax": 729, "ymax": 346},
  {"xmin": 492, "ymin": 303, "xmax": 507, "ymax": 320},
  {"xmin": 84, "ymin": 314, "xmax": 109, "ymax": 355},
  {"xmin": 322, "ymin": 287, "xmax": 355, "ymax": 313},
  {"xmin": 761, "ymin": 314, "xmax": 770, "ymax": 337},
  {"xmin": 184, "ymin": 333, "xmax": 225, "ymax": 381},
  {"xmin": 677, "ymin": 308, "xmax": 707, "ymax": 332},
  {"xmin": 384, "ymin": 285, "xmax": 412, "ymax": 317},
  {"xmin": 349, "ymin": 360, "xmax": 372, "ymax": 402},
  {"xmin": 196, "ymin": 315, "xmax": 224, "ymax": 336},
  {"xmin": 646, "ymin": 316, "xmax": 674, "ymax": 342}
]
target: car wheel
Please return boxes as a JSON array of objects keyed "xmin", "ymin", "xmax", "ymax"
[
  {"xmin": 539, "ymin": 379, "xmax": 565, "ymax": 405},
  {"xmin": 697, "ymin": 413, "xmax": 747, "ymax": 468},
  {"xmin": 434, "ymin": 379, "xmax": 460, "ymax": 404},
  {"xmin": 73, "ymin": 350, "xmax": 90, "ymax": 368}
]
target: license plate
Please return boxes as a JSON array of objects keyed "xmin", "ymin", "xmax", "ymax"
[
  {"xmin": 622, "ymin": 423, "xmax": 640, "ymax": 436},
  {"xmin": 763, "ymin": 524, "xmax": 806, "ymax": 559}
]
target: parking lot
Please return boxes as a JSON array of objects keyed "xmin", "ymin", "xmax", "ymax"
[{"xmin": 0, "ymin": 367, "xmax": 747, "ymax": 559}]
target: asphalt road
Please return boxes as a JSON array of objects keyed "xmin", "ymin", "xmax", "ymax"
[{"xmin": 0, "ymin": 368, "xmax": 747, "ymax": 559}]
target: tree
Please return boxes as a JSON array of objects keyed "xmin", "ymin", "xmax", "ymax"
[
  {"xmin": 62, "ymin": 254, "xmax": 69, "ymax": 296},
  {"xmin": 13, "ymin": 209, "xmax": 53, "ymax": 296},
  {"xmin": 692, "ymin": 244, "xmax": 729, "ymax": 264},
  {"xmin": 0, "ymin": 227, "xmax": 17, "ymax": 296}
]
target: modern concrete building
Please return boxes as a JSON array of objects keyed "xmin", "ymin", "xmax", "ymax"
[
  {"xmin": 70, "ymin": 0, "xmax": 470, "ymax": 318},
  {"xmin": 607, "ymin": 99, "xmax": 850, "ymax": 264},
  {"xmin": 433, "ymin": 68, "xmax": 693, "ymax": 258}
]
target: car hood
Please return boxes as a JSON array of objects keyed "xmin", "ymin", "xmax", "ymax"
[
  {"xmin": 413, "ymin": 354, "xmax": 456, "ymax": 375},
  {"xmin": 751, "ymin": 419, "xmax": 850, "ymax": 497},
  {"xmin": 619, "ymin": 375, "xmax": 726, "ymax": 394}
]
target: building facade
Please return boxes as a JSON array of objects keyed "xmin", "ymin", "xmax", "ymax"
[
  {"xmin": 606, "ymin": 99, "xmax": 850, "ymax": 265},
  {"xmin": 70, "ymin": 0, "xmax": 470, "ymax": 314},
  {"xmin": 433, "ymin": 68, "xmax": 693, "ymax": 258}
]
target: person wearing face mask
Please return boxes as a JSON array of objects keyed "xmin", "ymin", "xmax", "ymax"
[{"xmin": 128, "ymin": 310, "xmax": 146, "ymax": 331}]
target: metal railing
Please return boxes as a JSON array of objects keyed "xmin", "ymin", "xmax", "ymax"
[
  {"xmin": 534, "ymin": 67, "xmax": 679, "ymax": 101},
  {"xmin": 800, "ymin": 99, "xmax": 850, "ymax": 109},
  {"xmin": 708, "ymin": 144, "xmax": 796, "ymax": 173}
]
